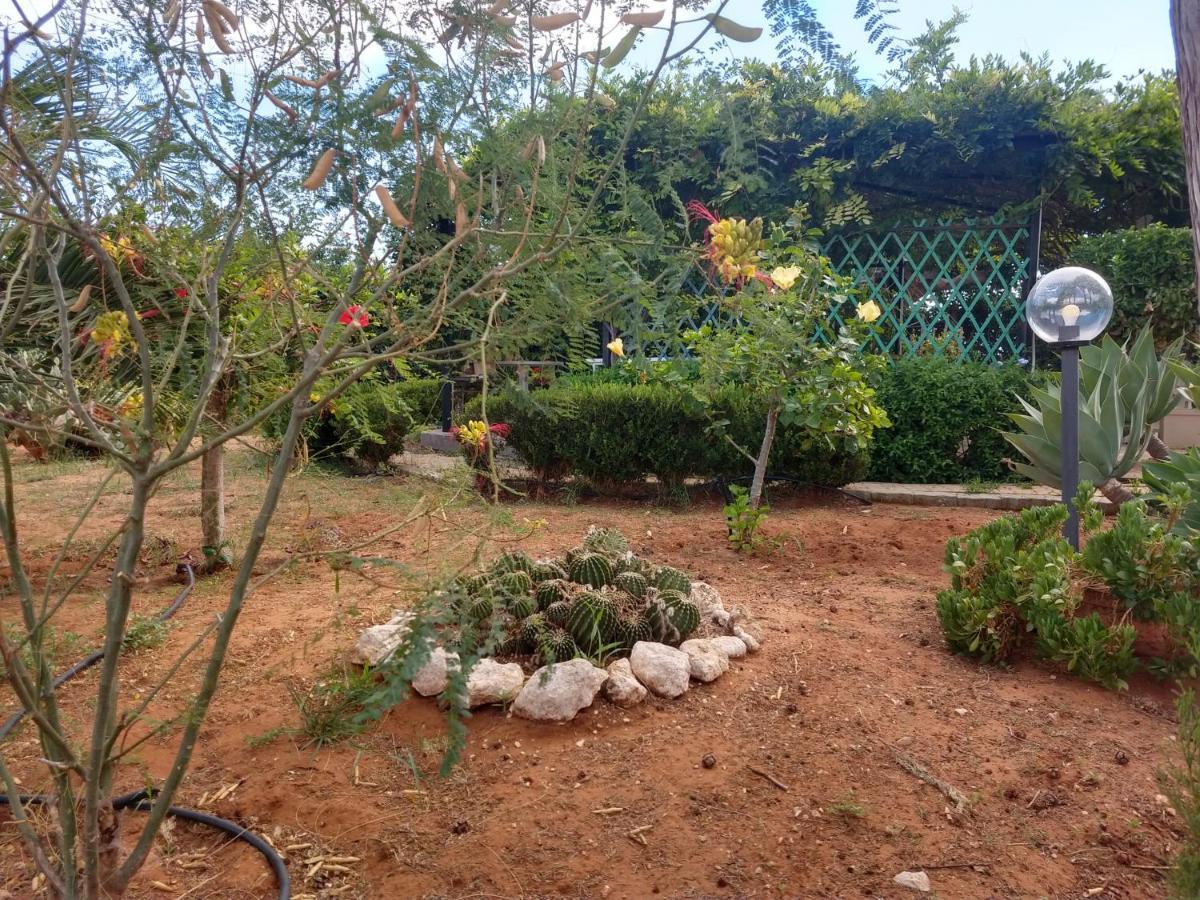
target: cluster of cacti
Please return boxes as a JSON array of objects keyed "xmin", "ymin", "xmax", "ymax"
[{"xmin": 445, "ymin": 528, "xmax": 704, "ymax": 665}]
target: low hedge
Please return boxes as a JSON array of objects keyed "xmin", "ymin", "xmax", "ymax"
[
  {"xmin": 394, "ymin": 377, "xmax": 444, "ymax": 426},
  {"xmin": 867, "ymin": 357, "xmax": 1044, "ymax": 484},
  {"xmin": 464, "ymin": 381, "xmax": 868, "ymax": 488}
]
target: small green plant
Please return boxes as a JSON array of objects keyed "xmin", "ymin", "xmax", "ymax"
[
  {"xmin": 121, "ymin": 615, "xmax": 170, "ymax": 653},
  {"xmin": 289, "ymin": 665, "xmax": 377, "ymax": 749},
  {"xmin": 963, "ymin": 478, "xmax": 1000, "ymax": 494},
  {"xmin": 1163, "ymin": 690, "xmax": 1200, "ymax": 899},
  {"xmin": 724, "ymin": 484, "xmax": 769, "ymax": 552},
  {"xmin": 829, "ymin": 793, "xmax": 866, "ymax": 819}
]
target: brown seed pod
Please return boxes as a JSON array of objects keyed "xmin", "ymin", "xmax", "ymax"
[
  {"xmin": 391, "ymin": 99, "xmax": 415, "ymax": 139},
  {"xmin": 486, "ymin": 0, "xmax": 508, "ymax": 13},
  {"xmin": 205, "ymin": 8, "xmax": 235, "ymax": 52},
  {"xmin": 302, "ymin": 149, "xmax": 335, "ymax": 190},
  {"xmin": 621, "ymin": 10, "xmax": 664, "ymax": 27},
  {"xmin": 204, "ymin": 0, "xmax": 239, "ymax": 29},
  {"xmin": 454, "ymin": 202, "xmax": 471, "ymax": 236},
  {"xmin": 432, "ymin": 134, "xmax": 446, "ymax": 175},
  {"xmin": 375, "ymin": 185, "xmax": 410, "ymax": 228},
  {"xmin": 492, "ymin": 14, "xmax": 517, "ymax": 27},
  {"xmin": 530, "ymin": 12, "xmax": 579, "ymax": 31},
  {"xmin": 285, "ymin": 74, "xmax": 321, "ymax": 88},
  {"xmin": 195, "ymin": 10, "xmax": 206, "ymax": 44},
  {"xmin": 69, "ymin": 284, "xmax": 92, "ymax": 313},
  {"xmin": 265, "ymin": 90, "xmax": 297, "ymax": 122}
]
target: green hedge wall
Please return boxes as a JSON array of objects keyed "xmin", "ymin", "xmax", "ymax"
[
  {"xmin": 465, "ymin": 382, "xmax": 868, "ymax": 488},
  {"xmin": 866, "ymin": 357, "xmax": 1043, "ymax": 483},
  {"xmin": 1069, "ymin": 224, "xmax": 1196, "ymax": 345}
]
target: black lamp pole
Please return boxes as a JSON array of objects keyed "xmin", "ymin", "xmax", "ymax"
[{"xmin": 1058, "ymin": 324, "xmax": 1082, "ymax": 549}]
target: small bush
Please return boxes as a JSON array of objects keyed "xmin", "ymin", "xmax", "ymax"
[
  {"xmin": 278, "ymin": 375, "xmax": 416, "ymax": 470},
  {"xmin": 394, "ymin": 378, "xmax": 444, "ymax": 426},
  {"xmin": 466, "ymin": 379, "xmax": 868, "ymax": 490},
  {"xmin": 1069, "ymin": 224, "xmax": 1196, "ymax": 345},
  {"xmin": 868, "ymin": 357, "xmax": 1042, "ymax": 483}
]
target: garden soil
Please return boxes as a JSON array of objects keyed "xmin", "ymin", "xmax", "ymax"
[{"xmin": 0, "ymin": 450, "xmax": 1187, "ymax": 899}]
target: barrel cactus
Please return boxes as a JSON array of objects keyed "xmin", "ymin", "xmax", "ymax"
[
  {"xmin": 467, "ymin": 594, "xmax": 494, "ymax": 623},
  {"xmin": 520, "ymin": 613, "xmax": 550, "ymax": 648},
  {"xmin": 613, "ymin": 571, "xmax": 648, "ymax": 599},
  {"xmin": 508, "ymin": 594, "xmax": 537, "ymax": 620},
  {"xmin": 613, "ymin": 553, "xmax": 653, "ymax": 577},
  {"xmin": 667, "ymin": 598, "xmax": 701, "ymax": 640},
  {"xmin": 567, "ymin": 592, "xmax": 619, "ymax": 650},
  {"xmin": 537, "ymin": 627, "xmax": 577, "ymax": 664},
  {"xmin": 496, "ymin": 570, "xmax": 533, "ymax": 597},
  {"xmin": 569, "ymin": 551, "xmax": 615, "ymax": 588},
  {"xmin": 531, "ymin": 561, "xmax": 568, "ymax": 583},
  {"xmin": 582, "ymin": 526, "xmax": 629, "ymax": 558},
  {"xmin": 492, "ymin": 550, "xmax": 535, "ymax": 576},
  {"xmin": 535, "ymin": 579, "xmax": 572, "ymax": 612},
  {"xmin": 653, "ymin": 565, "xmax": 692, "ymax": 595},
  {"xmin": 617, "ymin": 615, "xmax": 653, "ymax": 649},
  {"xmin": 545, "ymin": 599, "xmax": 572, "ymax": 629},
  {"xmin": 641, "ymin": 598, "xmax": 678, "ymax": 644}
]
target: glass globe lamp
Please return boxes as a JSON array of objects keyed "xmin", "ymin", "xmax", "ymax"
[{"xmin": 1025, "ymin": 266, "xmax": 1114, "ymax": 345}]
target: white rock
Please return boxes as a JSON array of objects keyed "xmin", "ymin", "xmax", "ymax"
[
  {"xmin": 732, "ymin": 624, "xmax": 761, "ymax": 653},
  {"xmin": 466, "ymin": 658, "xmax": 525, "ymax": 708},
  {"xmin": 513, "ymin": 659, "xmax": 609, "ymax": 722},
  {"xmin": 690, "ymin": 582, "xmax": 729, "ymax": 626},
  {"xmin": 893, "ymin": 870, "xmax": 931, "ymax": 893},
  {"xmin": 679, "ymin": 638, "xmax": 730, "ymax": 683},
  {"xmin": 411, "ymin": 647, "xmax": 458, "ymax": 697},
  {"xmin": 603, "ymin": 658, "xmax": 647, "ymax": 708},
  {"xmin": 711, "ymin": 635, "xmax": 747, "ymax": 659},
  {"xmin": 350, "ymin": 612, "xmax": 414, "ymax": 666},
  {"xmin": 629, "ymin": 642, "xmax": 691, "ymax": 698}
]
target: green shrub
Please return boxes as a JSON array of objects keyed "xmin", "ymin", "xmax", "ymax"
[
  {"xmin": 466, "ymin": 379, "xmax": 868, "ymax": 489},
  {"xmin": 1069, "ymin": 225, "xmax": 1196, "ymax": 345},
  {"xmin": 394, "ymin": 378, "xmax": 444, "ymax": 426},
  {"xmin": 287, "ymin": 375, "xmax": 416, "ymax": 469},
  {"xmin": 1164, "ymin": 690, "xmax": 1200, "ymax": 899},
  {"xmin": 868, "ymin": 357, "xmax": 1042, "ymax": 483}
]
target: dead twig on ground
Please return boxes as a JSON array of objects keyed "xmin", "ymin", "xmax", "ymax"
[
  {"xmin": 747, "ymin": 765, "xmax": 789, "ymax": 792},
  {"xmin": 893, "ymin": 751, "xmax": 969, "ymax": 814}
]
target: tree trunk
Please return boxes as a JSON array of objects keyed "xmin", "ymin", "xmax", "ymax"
[
  {"xmin": 749, "ymin": 405, "xmax": 779, "ymax": 510},
  {"xmin": 1147, "ymin": 432, "xmax": 1171, "ymax": 461},
  {"xmin": 1172, "ymin": 0, "xmax": 1200, "ymax": 318},
  {"xmin": 199, "ymin": 381, "xmax": 232, "ymax": 573},
  {"xmin": 1099, "ymin": 477, "xmax": 1135, "ymax": 506}
]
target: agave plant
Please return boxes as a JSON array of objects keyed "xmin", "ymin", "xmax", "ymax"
[
  {"xmin": 1004, "ymin": 327, "xmax": 1181, "ymax": 505},
  {"xmin": 1143, "ymin": 449, "xmax": 1200, "ymax": 532}
]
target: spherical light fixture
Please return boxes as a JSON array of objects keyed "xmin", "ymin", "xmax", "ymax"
[
  {"xmin": 1025, "ymin": 266, "xmax": 1114, "ymax": 346},
  {"xmin": 1024, "ymin": 265, "xmax": 1114, "ymax": 550}
]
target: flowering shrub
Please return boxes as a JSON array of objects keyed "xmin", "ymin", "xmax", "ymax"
[{"xmin": 452, "ymin": 419, "xmax": 510, "ymax": 468}]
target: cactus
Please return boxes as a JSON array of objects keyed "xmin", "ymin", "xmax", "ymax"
[
  {"xmin": 537, "ymin": 627, "xmax": 577, "ymax": 664},
  {"xmin": 495, "ymin": 570, "xmax": 533, "ymax": 597},
  {"xmin": 545, "ymin": 599, "xmax": 572, "ymax": 629},
  {"xmin": 653, "ymin": 565, "xmax": 692, "ymax": 595},
  {"xmin": 467, "ymin": 594, "xmax": 493, "ymax": 623},
  {"xmin": 582, "ymin": 526, "xmax": 629, "ymax": 558},
  {"xmin": 641, "ymin": 598, "xmax": 678, "ymax": 644},
  {"xmin": 508, "ymin": 594, "xmax": 537, "ymax": 620},
  {"xmin": 569, "ymin": 551, "xmax": 615, "ymax": 588},
  {"xmin": 613, "ymin": 571, "xmax": 648, "ymax": 599},
  {"xmin": 520, "ymin": 613, "xmax": 550, "ymax": 648},
  {"xmin": 535, "ymin": 579, "xmax": 572, "ymax": 611},
  {"xmin": 617, "ymin": 615, "xmax": 653, "ymax": 649},
  {"xmin": 667, "ymin": 599, "xmax": 701, "ymax": 639},
  {"xmin": 531, "ymin": 561, "xmax": 568, "ymax": 583},
  {"xmin": 567, "ymin": 592, "xmax": 619, "ymax": 651},
  {"xmin": 613, "ymin": 553, "xmax": 652, "ymax": 577},
  {"xmin": 492, "ymin": 550, "xmax": 535, "ymax": 576}
]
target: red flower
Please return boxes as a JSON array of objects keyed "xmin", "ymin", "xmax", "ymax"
[
  {"xmin": 175, "ymin": 287, "xmax": 188, "ymax": 298},
  {"xmin": 488, "ymin": 423, "xmax": 511, "ymax": 439},
  {"xmin": 338, "ymin": 305, "xmax": 369, "ymax": 327}
]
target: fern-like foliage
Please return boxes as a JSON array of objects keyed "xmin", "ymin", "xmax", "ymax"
[{"xmin": 763, "ymin": 0, "xmax": 907, "ymax": 72}]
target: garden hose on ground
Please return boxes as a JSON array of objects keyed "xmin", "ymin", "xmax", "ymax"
[{"xmin": 0, "ymin": 564, "xmax": 291, "ymax": 899}]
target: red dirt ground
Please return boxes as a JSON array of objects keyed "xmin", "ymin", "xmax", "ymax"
[{"xmin": 0, "ymin": 450, "xmax": 1189, "ymax": 899}]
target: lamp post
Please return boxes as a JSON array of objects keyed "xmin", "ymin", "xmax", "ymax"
[{"xmin": 1025, "ymin": 266, "xmax": 1114, "ymax": 549}]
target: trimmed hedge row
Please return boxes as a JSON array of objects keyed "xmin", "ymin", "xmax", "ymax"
[
  {"xmin": 465, "ymin": 382, "xmax": 869, "ymax": 488},
  {"xmin": 866, "ymin": 357, "xmax": 1045, "ymax": 484}
]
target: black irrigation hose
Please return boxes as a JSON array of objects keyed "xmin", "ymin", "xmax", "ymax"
[{"xmin": 0, "ymin": 564, "xmax": 291, "ymax": 899}]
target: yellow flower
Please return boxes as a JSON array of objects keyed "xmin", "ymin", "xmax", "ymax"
[
  {"xmin": 606, "ymin": 337, "xmax": 625, "ymax": 358},
  {"xmin": 857, "ymin": 300, "xmax": 882, "ymax": 324},
  {"xmin": 770, "ymin": 266, "xmax": 802, "ymax": 290}
]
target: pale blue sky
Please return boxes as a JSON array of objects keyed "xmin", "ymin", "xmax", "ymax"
[{"xmin": 631, "ymin": 1, "xmax": 1177, "ymax": 82}]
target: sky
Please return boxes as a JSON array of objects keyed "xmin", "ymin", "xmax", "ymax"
[{"xmin": 629, "ymin": 0, "xmax": 1178, "ymax": 83}]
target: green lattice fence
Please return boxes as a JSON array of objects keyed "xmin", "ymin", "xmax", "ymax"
[
  {"xmin": 820, "ymin": 215, "xmax": 1036, "ymax": 362},
  {"xmin": 620, "ymin": 215, "xmax": 1037, "ymax": 363}
]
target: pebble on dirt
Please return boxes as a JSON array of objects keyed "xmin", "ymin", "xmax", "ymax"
[
  {"xmin": 466, "ymin": 659, "xmax": 525, "ymax": 708},
  {"xmin": 892, "ymin": 870, "xmax": 932, "ymax": 892},
  {"xmin": 349, "ymin": 611, "xmax": 414, "ymax": 666},
  {"xmin": 411, "ymin": 647, "xmax": 458, "ymax": 697},
  {"xmin": 603, "ymin": 658, "xmax": 647, "ymax": 708},
  {"xmin": 679, "ymin": 638, "xmax": 730, "ymax": 683}
]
